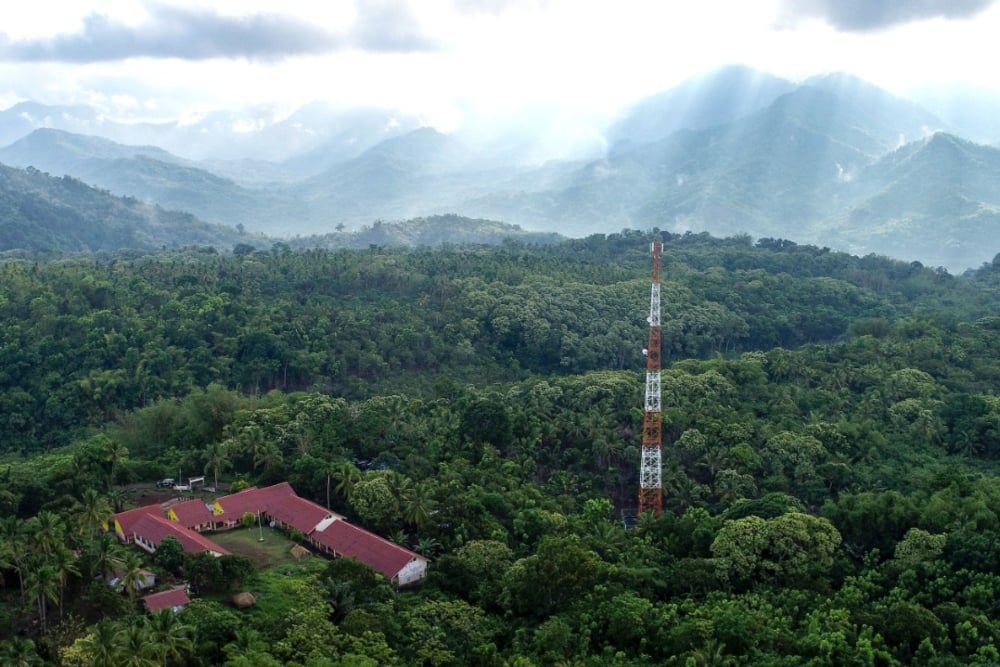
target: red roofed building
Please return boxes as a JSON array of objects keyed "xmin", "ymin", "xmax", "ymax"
[
  {"xmin": 132, "ymin": 515, "xmax": 230, "ymax": 557},
  {"xmin": 143, "ymin": 587, "xmax": 190, "ymax": 613},
  {"xmin": 209, "ymin": 486, "xmax": 264, "ymax": 530},
  {"xmin": 266, "ymin": 493, "xmax": 340, "ymax": 535},
  {"xmin": 113, "ymin": 504, "xmax": 163, "ymax": 544},
  {"xmin": 207, "ymin": 482, "xmax": 340, "ymax": 535},
  {"xmin": 167, "ymin": 499, "xmax": 216, "ymax": 532},
  {"xmin": 312, "ymin": 520, "xmax": 427, "ymax": 587},
  {"xmin": 112, "ymin": 482, "xmax": 428, "ymax": 587}
]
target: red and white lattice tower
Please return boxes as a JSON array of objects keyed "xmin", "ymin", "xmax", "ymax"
[{"xmin": 639, "ymin": 241, "xmax": 663, "ymax": 516}]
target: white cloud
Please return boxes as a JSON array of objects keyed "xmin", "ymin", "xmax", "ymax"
[{"xmin": 3, "ymin": 0, "xmax": 1000, "ymax": 130}]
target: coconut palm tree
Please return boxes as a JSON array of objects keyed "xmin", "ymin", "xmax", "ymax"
[
  {"xmin": 223, "ymin": 627, "xmax": 268, "ymax": 661},
  {"xmin": 689, "ymin": 639, "xmax": 738, "ymax": 667},
  {"xmin": 108, "ymin": 487, "xmax": 129, "ymax": 513},
  {"xmin": 116, "ymin": 620, "xmax": 158, "ymax": 667},
  {"xmin": 88, "ymin": 619, "xmax": 122, "ymax": 667},
  {"xmin": 85, "ymin": 532, "xmax": 126, "ymax": 581},
  {"xmin": 102, "ymin": 439, "xmax": 130, "ymax": 492},
  {"xmin": 118, "ymin": 552, "xmax": 148, "ymax": 602},
  {"xmin": 25, "ymin": 563, "xmax": 60, "ymax": 632},
  {"xmin": 333, "ymin": 461, "xmax": 362, "ymax": 502},
  {"xmin": 203, "ymin": 441, "xmax": 231, "ymax": 490},
  {"xmin": 0, "ymin": 516, "xmax": 27, "ymax": 595},
  {"xmin": 0, "ymin": 527, "xmax": 18, "ymax": 591},
  {"xmin": 147, "ymin": 608, "xmax": 194, "ymax": 667},
  {"xmin": 76, "ymin": 487, "xmax": 114, "ymax": 538},
  {"xmin": 318, "ymin": 459, "xmax": 342, "ymax": 510},
  {"xmin": 0, "ymin": 636, "xmax": 43, "ymax": 667},
  {"xmin": 252, "ymin": 441, "xmax": 283, "ymax": 474},
  {"xmin": 402, "ymin": 481, "xmax": 436, "ymax": 529},
  {"xmin": 29, "ymin": 510, "xmax": 66, "ymax": 558},
  {"xmin": 51, "ymin": 544, "xmax": 81, "ymax": 621}
]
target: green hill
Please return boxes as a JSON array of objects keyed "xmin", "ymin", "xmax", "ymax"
[
  {"xmin": 288, "ymin": 214, "xmax": 563, "ymax": 249},
  {"xmin": 0, "ymin": 162, "xmax": 245, "ymax": 253}
]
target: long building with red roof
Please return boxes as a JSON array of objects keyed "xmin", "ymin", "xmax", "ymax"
[
  {"xmin": 311, "ymin": 519, "xmax": 427, "ymax": 586},
  {"xmin": 113, "ymin": 482, "xmax": 427, "ymax": 586},
  {"xmin": 132, "ymin": 514, "xmax": 230, "ymax": 557}
]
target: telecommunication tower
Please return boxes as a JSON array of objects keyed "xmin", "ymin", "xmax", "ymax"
[{"xmin": 639, "ymin": 241, "xmax": 663, "ymax": 516}]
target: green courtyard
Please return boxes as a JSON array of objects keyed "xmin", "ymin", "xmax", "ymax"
[{"xmin": 208, "ymin": 526, "xmax": 319, "ymax": 570}]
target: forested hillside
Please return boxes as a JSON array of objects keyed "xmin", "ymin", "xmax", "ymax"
[
  {"xmin": 5, "ymin": 233, "xmax": 1000, "ymax": 665},
  {"xmin": 0, "ymin": 163, "xmax": 246, "ymax": 253}
]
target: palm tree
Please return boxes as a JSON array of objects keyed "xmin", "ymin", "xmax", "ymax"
[
  {"xmin": 0, "ymin": 637, "xmax": 43, "ymax": 667},
  {"xmin": 116, "ymin": 620, "xmax": 158, "ymax": 667},
  {"xmin": 88, "ymin": 619, "xmax": 122, "ymax": 667},
  {"xmin": 108, "ymin": 487, "xmax": 129, "ymax": 513},
  {"xmin": 0, "ymin": 535, "xmax": 12, "ymax": 591},
  {"xmin": 101, "ymin": 438, "xmax": 130, "ymax": 492},
  {"xmin": 232, "ymin": 424, "xmax": 265, "ymax": 467},
  {"xmin": 51, "ymin": 544, "xmax": 81, "ymax": 621},
  {"xmin": 333, "ymin": 461, "xmax": 362, "ymax": 502},
  {"xmin": 689, "ymin": 639, "xmax": 738, "ymax": 667},
  {"xmin": 402, "ymin": 481, "xmax": 435, "ymax": 529},
  {"xmin": 414, "ymin": 536, "xmax": 440, "ymax": 557},
  {"xmin": 252, "ymin": 441, "xmax": 283, "ymax": 474},
  {"xmin": 29, "ymin": 510, "xmax": 66, "ymax": 557},
  {"xmin": 118, "ymin": 552, "xmax": 148, "ymax": 602},
  {"xmin": 203, "ymin": 441, "xmax": 230, "ymax": 490},
  {"xmin": 25, "ymin": 563, "xmax": 60, "ymax": 632},
  {"xmin": 592, "ymin": 437, "xmax": 624, "ymax": 469},
  {"xmin": 85, "ymin": 532, "xmax": 126, "ymax": 581},
  {"xmin": 0, "ymin": 516, "xmax": 27, "ymax": 594},
  {"xmin": 147, "ymin": 608, "xmax": 194, "ymax": 667},
  {"xmin": 318, "ymin": 459, "xmax": 341, "ymax": 510},
  {"xmin": 223, "ymin": 627, "xmax": 267, "ymax": 661},
  {"xmin": 76, "ymin": 487, "xmax": 114, "ymax": 537},
  {"xmin": 0, "ymin": 487, "xmax": 18, "ymax": 515}
]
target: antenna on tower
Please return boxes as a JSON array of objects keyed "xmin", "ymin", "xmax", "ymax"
[{"xmin": 639, "ymin": 240, "xmax": 663, "ymax": 516}]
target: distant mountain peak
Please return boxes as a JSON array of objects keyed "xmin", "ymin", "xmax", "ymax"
[
  {"xmin": 0, "ymin": 128, "xmax": 178, "ymax": 170},
  {"xmin": 5, "ymin": 100, "xmax": 97, "ymax": 119},
  {"xmin": 357, "ymin": 126, "xmax": 470, "ymax": 170},
  {"xmin": 607, "ymin": 66, "xmax": 796, "ymax": 148}
]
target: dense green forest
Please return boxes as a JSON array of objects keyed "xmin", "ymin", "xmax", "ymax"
[{"xmin": 6, "ymin": 231, "xmax": 1000, "ymax": 665}]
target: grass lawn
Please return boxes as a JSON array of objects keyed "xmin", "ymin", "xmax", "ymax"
[
  {"xmin": 209, "ymin": 527, "xmax": 315, "ymax": 569},
  {"xmin": 204, "ymin": 528, "xmax": 330, "ymax": 621}
]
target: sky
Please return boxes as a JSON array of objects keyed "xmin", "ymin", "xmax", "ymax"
[{"xmin": 1, "ymin": 0, "xmax": 999, "ymax": 133}]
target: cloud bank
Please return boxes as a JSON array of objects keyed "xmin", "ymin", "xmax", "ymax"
[
  {"xmin": 0, "ymin": 2, "xmax": 437, "ymax": 62},
  {"xmin": 778, "ymin": 0, "xmax": 998, "ymax": 32}
]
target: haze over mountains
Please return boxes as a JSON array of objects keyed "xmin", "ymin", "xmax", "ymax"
[{"xmin": 3, "ymin": 66, "xmax": 1000, "ymax": 272}]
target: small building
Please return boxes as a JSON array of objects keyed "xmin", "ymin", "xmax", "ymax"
[
  {"xmin": 108, "ymin": 568, "xmax": 156, "ymax": 592},
  {"xmin": 143, "ymin": 587, "xmax": 190, "ymax": 613}
]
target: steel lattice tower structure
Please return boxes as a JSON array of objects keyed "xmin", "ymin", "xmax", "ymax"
[{"xmin": 639, "ymin": 241, "xmax": 663, "ymax": 516}]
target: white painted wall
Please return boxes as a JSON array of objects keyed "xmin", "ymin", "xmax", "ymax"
[{"xmin": 396, "ymin": 558, "xmax": 428, "ymax": 587}]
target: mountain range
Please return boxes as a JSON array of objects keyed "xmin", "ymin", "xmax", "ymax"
[{"xmin": 3, "ymin": 65, "xmax": 1000, "ymax": 272}]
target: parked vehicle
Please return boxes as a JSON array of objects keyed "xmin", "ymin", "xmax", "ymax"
[{"xmin": 156, "ymin": 478, "xmax": 175, "ymax": 488}]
